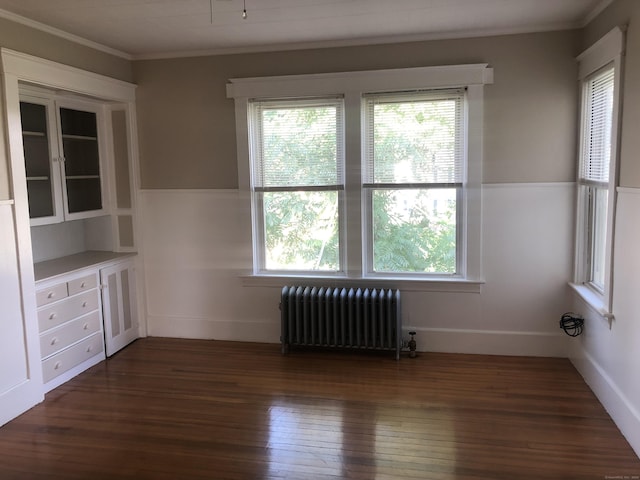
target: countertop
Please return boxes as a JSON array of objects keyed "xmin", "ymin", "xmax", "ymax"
[{"xmin": 34, "ymin": 251, "xmax": 137, "ymax": 283}]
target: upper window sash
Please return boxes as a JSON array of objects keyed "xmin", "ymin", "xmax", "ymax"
[
  {"xmin": 578, "ymin": 66, "xmax": 614, "ymax": 186},
  {"xmin": 362, "ymin": 89, "xmax": 466, "ymax": 189},
  {"xmin": 249, "ymin": 97, "xmax": 345, "ymax": 192}
]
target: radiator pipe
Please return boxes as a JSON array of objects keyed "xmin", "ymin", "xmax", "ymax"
[{"xmin": 408, "ymin": 331, "xmax": 417, "ymax": 358}]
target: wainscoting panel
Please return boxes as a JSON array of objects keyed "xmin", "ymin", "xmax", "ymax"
[
  {"xmin": 140, "ymin": 183, "xmax": 574, "ymax": 357},
  {"xmin": 570, "ymin": 187, "xmax": 640, "ymax": 457}
]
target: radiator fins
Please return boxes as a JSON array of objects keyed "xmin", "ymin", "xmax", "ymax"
[{"xmin": 280, "ymin": 286, "xmax": 401, "ymax": 360}]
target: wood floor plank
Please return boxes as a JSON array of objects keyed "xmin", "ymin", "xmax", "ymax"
[{"xmin": 0, "ymin": 338, "xmax": 638, "ymax": 479}]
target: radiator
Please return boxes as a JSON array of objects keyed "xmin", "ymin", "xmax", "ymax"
[{"xmin": 280, "ymin": 286, "xmax": 402, "ymax": 360}]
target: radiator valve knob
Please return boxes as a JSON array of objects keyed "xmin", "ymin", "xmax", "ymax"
[{"xmin": 408, "ymin": 331, "xmax": 417, "ymax": 358}]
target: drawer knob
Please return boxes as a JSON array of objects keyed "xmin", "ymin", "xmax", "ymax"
[
  {"xmin": 86, "ymin": 345, "xmax": 93, "ymax": 353},
  {"xmin": 54, "ymin": 361, "xmax": 61, "ymax": 370},
  {"xmin": 80, "ymin": 282, "xmax": 86, "ymax": 288},
  {"xmin": 83, "ymin": 323, "xmax": 89, "ymax": 330},
  {"xmin": 82, "ymin": 301, "xmax": 87, "ymax": 308},
  {"xmin": 47, "ymin": 292, "xmax": 55, "ymax": 299},
  {"xmin": 49, "ymin": 313, "xmax": 57, "ymax": 320},
  {"xmin": 50, "ymin": 337, "xmax": 58, "ymax": 346}
]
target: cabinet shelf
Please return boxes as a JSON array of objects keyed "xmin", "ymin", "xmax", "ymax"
[
  {"xmin": 23, "ymin": 130, "xmax": 46, "ymax": 137},
  {"xmin": 21, "ymin": 97, "xmax": 107, "ymax": 223},
  {"xmin": 62, "ymin": 134, "xmax": 98, "ymax": 141},
  {"xmin": 66, "ymin": 175, "xmax": 100, "ymax": 180}
]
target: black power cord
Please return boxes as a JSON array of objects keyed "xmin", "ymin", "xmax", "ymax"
[{"xmin": 560, "ymin": 312, "xmax": 584, "ymax": 337}]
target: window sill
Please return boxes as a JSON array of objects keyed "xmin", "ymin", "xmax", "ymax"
[
  {"xmin": 569, "ymin": 282, "xmax": 614, "ymax": 320},
  {"xmin": 240, "ymin": 274, "xmax": 483, "ymax": 293}
]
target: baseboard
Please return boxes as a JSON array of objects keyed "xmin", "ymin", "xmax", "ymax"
[
  {"xmin": 404, "ymin": 327, "xmax": 569, "ymax": 357},
  {"xmin": 147, "ymin": 314, "xmax": 280, "ymax": 344},
  {"xmin": 570, "ymin": 345, "xmax": 640, "ymax": 458},
  {"xmin": 148, "ymin": 315, "xmax": 568, "ymax": 357}
]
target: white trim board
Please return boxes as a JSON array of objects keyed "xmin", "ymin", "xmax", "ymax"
[
  {"xmin": 148, "ymin": 313, "xmax": 569, "ymax": 358},
  {"xmin": 570, "ymin": 346, "xmax": 640, "ymax": 458},
  {"xmin": 404, "ymin": 327, "xmax": 568, "ymax": 357},
  {"xmin": 147, "ymin": 314, "xmax": 280, "ymax": 344},
  {"xmin": 1, "ymin": 49, "xmax": 136, "ymax": 102},
  {"xmin": 227, "ymin": 64, "xmax": 493, "ymax": 98}
]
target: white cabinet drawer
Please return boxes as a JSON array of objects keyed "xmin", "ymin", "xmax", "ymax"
[
  {"xmin": 39, "ymin": 311, "xmax": 101, "ymax": 359},
  {"xmin": 38, "ymin": 289, "xmax": 99, "ymax": 332},
  {"xmin": 36, "ymin": 282, "xmax": 68, "ymax": 307},
  {"xmin": 42, "ymin": 332, "xmax": 104, "ymax": 383},
  {"xmin": 67, "ymin": 273, "xmax": 97, "ymax": 296}
]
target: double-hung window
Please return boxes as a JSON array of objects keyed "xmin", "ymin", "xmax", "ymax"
[
  {"xmin": 573, "ymin": 27, "xmax": 624, "ymax": 316},
  {"xmin": 250, "ymin": 98, "xmax": 344, "ymax": 272},
  {"xmin": 578, "ymin": 67, "xmax": 614, "ymax": 292},
  {"xmin": 363, "ymin": 90, "xmax": 464, "ymax": 275},
  {"xmin": 228, "ymin": 64, "xmax": 491, "ymax": 287}
]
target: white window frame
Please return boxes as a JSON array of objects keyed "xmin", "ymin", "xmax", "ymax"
[
  {"xmin": 227, "ymin": 64, "xmax": 493, "ymax": 292},
  {"xmin": 362, "ymin": 89, "xmax": 467, "ymax": 278},
  {"xmin": 571, "ymin": 26, "xmax": 625, "ymax": 319},
  {"xmin": 249, "ymin": 97, "xmax": 346, "ymax": 275}
]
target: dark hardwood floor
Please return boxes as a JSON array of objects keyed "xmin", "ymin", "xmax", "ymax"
[{"xmin": 1, "ymin": 338, "xmax": 638, "ymax": 479}]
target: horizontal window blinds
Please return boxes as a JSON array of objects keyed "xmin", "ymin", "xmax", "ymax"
[
  {"xmin": 363, "ymin": 89, "xmax": 465, "ymax": 187},
  {"xmin": 580, "ymin": 67, "xmax": 614, "ymax": 186},
  {"xmin": 251, "ymin": 98, "xmax": 344, "ymax": 191}
]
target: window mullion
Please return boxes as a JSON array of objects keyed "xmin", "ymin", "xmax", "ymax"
[{"xmin": 343, "ymin": 91, "xmax": 363, "ymax": 277}]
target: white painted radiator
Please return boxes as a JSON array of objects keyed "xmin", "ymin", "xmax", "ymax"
[{"xmin": 280, "ymin": 286, "xmax": 402, "ymax": 360}]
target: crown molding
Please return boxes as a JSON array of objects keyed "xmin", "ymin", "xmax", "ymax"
[
  {"xmin": 581, "ymin": 0, "xmax": 616, "ymax": 27},
  {"xmin": 0, "ymin": 8, "xmax": 132, "ymax": 60},
  {"xmin": 134, "ymin": 22, "xmax": 581, "ymax": 60}
]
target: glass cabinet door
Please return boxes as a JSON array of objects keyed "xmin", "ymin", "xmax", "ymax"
[
  {"xmin": 19, "ymin": 99, "xmax": 63, "ymax": 223},
  {"xmin": 59, "ymin": 106, "xmax": 103, "ymax": 215},
  {"xmin": 19, "ymin": 93, "xmax": 107, "ymax": 225}
]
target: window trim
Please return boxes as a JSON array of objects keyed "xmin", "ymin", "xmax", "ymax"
[
  {"xmin": 572, "ymin": 26, "xmax": 625, "ymax": 318},
  {"xmin": 248, "ymin": 97, "xmax": 346, "ymax": 275},
  {"xmin": 227, "ymin": 64, "xmax": 493, "ymax": 286},
  {"xmin": 361, "ymin": 89, "xmax": 466, "ymax": 277}
]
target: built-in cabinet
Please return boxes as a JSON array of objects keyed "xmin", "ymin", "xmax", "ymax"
[
  {"xmin": 22, "ymin": 87, "xmax": 142, "ymax": 390},
  {"xmin": 36, "ymin": 269, "xmax": 104, "ymax": 392},
  {"xmin": 0, "ymin": 48, "xmax": 142, "ymax": 422},
  {"xmin": 20, "ymin": 92, "xmax": 108, "ymax": 225},
  {"xmin": 101, "ymin": 259, "xmax": 138, "ymax": 357},
  {"xmin": 34, "ymin": 253, "xmax": 138, "ymax": 392}
]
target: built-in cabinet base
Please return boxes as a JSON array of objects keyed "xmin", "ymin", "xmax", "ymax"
[{"xmin": 34, "ymin": 251, "xmax": 139, "ymax": 393}]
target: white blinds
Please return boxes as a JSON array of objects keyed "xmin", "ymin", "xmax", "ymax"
[
  {"xmin": 363, "ymin": 89, "xmax": 465, "ymax": 186},
  {"xmin": 251, "ymin": 98, "xmax": 344, "ymax": 190},
  {"xmin": 580, "ymin": 66, "xmax": 614, "ymax": 185}
]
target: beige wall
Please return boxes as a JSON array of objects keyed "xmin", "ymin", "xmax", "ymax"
[
  {"xmin": 0, "ymin": 16, "xmax": 133, "ymax": 199},
  {"xmin": 583, "ymin": 0, "xmax": 640, "ymax": 188},
  {"xmin": 133, "ymin": 30, "xmax": 580, "ymax": 189},
  {"xmin": 0, "ymin": 17, "xmax": 132, "ymax": 82}
]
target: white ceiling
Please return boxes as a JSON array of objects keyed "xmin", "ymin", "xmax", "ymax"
[{"xmin": 0, "ymin": 0, "xmax": 611, "ymax": 59}]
